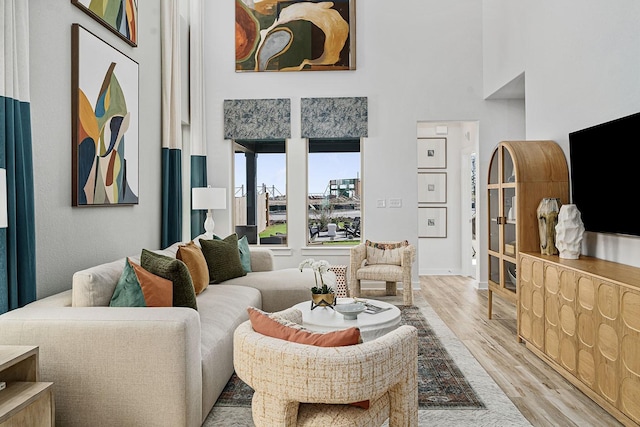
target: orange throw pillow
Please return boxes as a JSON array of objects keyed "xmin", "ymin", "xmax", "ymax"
[
  {"xmin": 129, "ymin": 261, "xmax": 173, "ymax": 307},
  {"xmin": 177, "ymin": 241, "xmax": 210, "ymax": 294},
  {"xmin": 247, "ymin": 307, "xmax": 361, "ymax": 347}
]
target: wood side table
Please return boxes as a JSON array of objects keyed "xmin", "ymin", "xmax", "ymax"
[{"xmin": 0, "ymin": 346, "xmax": 54, "ymax": 427}]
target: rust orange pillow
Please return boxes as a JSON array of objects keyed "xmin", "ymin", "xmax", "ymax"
[
  {"xmin": 247, "ymin": 307, "xmax": 361, "ymax": 347},
  {"xmin": 110, "ymin": 258, "xmax": 173, "ymax": 307},
  {"xmin": 177, "ymin": 241, "xmax": 209, "ymax": 294},
  {"xmin": 129, "ymin": 261, "xmax": 173, "ymax": 307}
]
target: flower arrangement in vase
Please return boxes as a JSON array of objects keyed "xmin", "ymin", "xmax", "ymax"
[{"xmin": 299, "ymin": 258, "xmax": 335, "ymax": 309}]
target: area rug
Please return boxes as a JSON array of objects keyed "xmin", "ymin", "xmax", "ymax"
[
  {"xmin": 215, "ymin": 305, "xmax": 484, "ymax": 409},
  {"xmin": 205, "ymin": 293, "xmax": 531, "ymax": 426}
]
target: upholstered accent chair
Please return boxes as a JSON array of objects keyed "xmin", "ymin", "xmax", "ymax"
[
  {"xmin": 349, "ymin": 240, "xmax": 416, "ymax": 305},
  {"xmin": 233, "ymin": 308, "xmax": 419, "ymax": 427}
]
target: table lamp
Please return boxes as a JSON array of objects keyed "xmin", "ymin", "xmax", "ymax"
[
  {"xmin": 192, "ymin": 186, "xmax": 226, "ymax": 239},
  {"xmin": 0, "ymin": 169, "xmax": 7, "ymax": 228}
]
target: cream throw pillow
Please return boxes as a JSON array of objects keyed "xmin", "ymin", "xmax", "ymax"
[{"xmin": 365, "ymin": 240, "xmax": 409, "ymax": 266}]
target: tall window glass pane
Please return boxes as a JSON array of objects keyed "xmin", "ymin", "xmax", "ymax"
[
  {"xmin": 234, "ymin": 140, "xmax": 287, "ymax": 245},
  {"xmin": 307, "ymin": 139, "xmax": 361, "ymax": 246}
]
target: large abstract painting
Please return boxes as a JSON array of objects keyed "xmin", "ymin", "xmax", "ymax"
[
  {"xmin": 72, "ymin": 24, "xmax": 139, "ymax": 206},
  {"xmin": 236, "ymin": 0, "xmax": 356, "ymax": 72},
  {"xmin": 72, "ymin": 0, "xmax": 138, "ymax": 47}
]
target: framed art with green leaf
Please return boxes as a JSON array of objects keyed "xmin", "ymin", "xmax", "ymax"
[
  {"xmin": 72, "ymin": 0, "xmax": 138, "ymax": 47},
  {"xmin": 71, "ymin": 24, "xmax": 139, "ymax": 206}
]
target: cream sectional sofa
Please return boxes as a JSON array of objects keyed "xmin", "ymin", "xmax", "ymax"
[{"xmin": 0, "ymin": 239, "xmax": 331, "ymax": 427}]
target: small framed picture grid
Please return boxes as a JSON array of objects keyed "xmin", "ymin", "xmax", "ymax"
[
  {"xmin": 418, "ymin": 172, "xmax": 446, "ymax": 204},
  {"xmin": 418, "ymin": 207, "xmax": 447, "ymax": 238},
  {"xmin": 417, "ymin": 137, "xmax": 446, "ymax": 169}
]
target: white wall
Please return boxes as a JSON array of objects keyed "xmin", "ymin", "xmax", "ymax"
[
  {"xmin": 29, "ymin": 0, "xmax": 163, "ymax": 298},
  {"xmin": 522, "ymin": 0, "xmax": 640, "ymax": 267},
  {"xmin": 482, "ymin": 0, "xmax": 525, "ymax": 99},
  {"xmin": 34, "ymin": 0, "xmax": 633, "ymax": 299},
  {"xmin": 203, "ymin": 0, "xmax": 521, "ymax": 287}
]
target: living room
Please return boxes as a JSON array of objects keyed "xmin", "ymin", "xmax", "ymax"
[{"xmin": 1, "ymin": 0, "xmax": 639, "ymax": 426}]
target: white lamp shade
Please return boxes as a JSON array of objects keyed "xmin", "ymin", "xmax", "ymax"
[
  {"xmin": 0, "ymin": 169, "xmax": 7, "ymax": 228},
  {"xmin": 192, "ymin": 187, "xmax": 227, "ymax": 210}
]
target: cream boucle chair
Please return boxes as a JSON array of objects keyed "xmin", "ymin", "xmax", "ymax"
[
  {"xmin": 233, "ymin": 309, "xmax": 418, "ymax": 427},
  {"xmin": 349, "ymin": 241, "xmax": 416, "ymax": 305}
]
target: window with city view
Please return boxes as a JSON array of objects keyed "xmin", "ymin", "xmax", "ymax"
[
  {"xmin": 234, "ymin": 140, "xmax": 287, "ymax": 245},
  {"xmin": 307, "ymin": 139, "xmax": 361, "ymax": 246}
]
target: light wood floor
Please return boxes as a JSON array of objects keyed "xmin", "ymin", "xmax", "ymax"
[{"xmin": 419, "ymin": 275, "xmax": 622, "ymax": 427}]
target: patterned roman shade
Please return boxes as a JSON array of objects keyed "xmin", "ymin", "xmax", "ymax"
[
  {"xmin": 301, "ymin": 97, "xmax": 368, "ymax": 139},
  {"xmin": 224, "ymin": 99, "xmax": 291, "ymax": 140}
]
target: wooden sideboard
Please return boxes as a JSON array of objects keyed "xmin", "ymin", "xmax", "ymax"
[{"xmin": 518, "ymin": 252, "xmax": 640, "ymax": 426}]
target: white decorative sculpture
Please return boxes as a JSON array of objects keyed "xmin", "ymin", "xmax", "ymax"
[{"xmin": 555, "ymin": 204, "xmax": 585, "ymax": 259}]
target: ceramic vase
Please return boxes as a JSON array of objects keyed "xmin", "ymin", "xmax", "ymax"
[
  {"xmin": 507, "ymin": 196, "xmax": 516, "ymax": 221},
  {"xmin": 537, "ymin": 198, "xmax": 561, "ymax": 255},
  {"xmin": 555, "ymin": 204, "xmax": 585, "ymax": 259}
]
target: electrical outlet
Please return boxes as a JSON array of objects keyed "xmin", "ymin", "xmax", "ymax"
[
  {"xmin": 389, "ymin": 198, "xmax": 402, "ymax": 208},
  {"xmin": 376, "ymin": 199, "xmax": 386, "ymax": 208}
]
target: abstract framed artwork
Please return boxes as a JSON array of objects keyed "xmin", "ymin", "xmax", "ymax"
[
  {"xmin": 418, "ymin": 172, "xmax": 447, "ymax": 204},
  {"xmin": 417, "ymin": 137, "xmax": 447, "ymax": 169},
  {"xmin": 72, "ymin": 24, "xmax": 139, "ymax": 206},
  {"xmin": 418, "ymin": 207, "xmax": 447, "ymax": 238},
  {"xmin": 72, "ymin": 0, "xmax": 138, "ymax": 47},
  {"xmin": 235, "ymin": 0, "xmax": 356, "ymax": 72}
]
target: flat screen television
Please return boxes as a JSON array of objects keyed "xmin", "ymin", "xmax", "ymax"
[{"xmin": 568, "ymin": 111, "xmax": 640, "ymax": 237}]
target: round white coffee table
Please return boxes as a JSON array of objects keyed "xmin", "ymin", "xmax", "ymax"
[{"xmin": 291, "ymin": 298, "xmax": 401, "ymax": 342}]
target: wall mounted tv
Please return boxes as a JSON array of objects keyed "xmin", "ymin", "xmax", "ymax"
[{"xmin": 569, "ymin": 111, "xmax": 640, "ymax": 237}]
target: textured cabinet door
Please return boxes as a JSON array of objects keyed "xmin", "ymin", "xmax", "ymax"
[
  {"xmin": 544, "ymin": 264, "xmax": 580, "ymax": 375},
  {"xmin": 518, "ymin": 254, "xmax": 545, "ymax": 351},
  {"xmin": 576, "ymin": 273, "xmax": 598, "ymax": 391},
  {"xmin": 593, "ymin": 279, "xmax": 621, "ymax": 408},
  {"xmin": 618, "ymin": 287, "xmax": 640, "ymax": 423}
]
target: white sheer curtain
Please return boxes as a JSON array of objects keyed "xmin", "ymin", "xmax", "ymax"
[
  {"xmin": 160, "ymin": 0, "xmax": 184, "ymax": 247},
  {"xmin": 189, "ymin": 0, "xmax": 210, "ymax": 239}
]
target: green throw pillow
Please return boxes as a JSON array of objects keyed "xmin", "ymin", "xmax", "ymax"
[
  {"xmin": 237, "ymin": 235, "xmax": 252, "ymax": 273},
  {"xmin": 140, "ymin": 249, "xmax": 198, "ymax": 310},
  {"xmin": 200, "ymin": 234, "xmax": 247, "ymax": 283}
]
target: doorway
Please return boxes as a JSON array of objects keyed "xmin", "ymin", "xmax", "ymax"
[{"xmin": 461, "ymin": 146, "xmax": 478, "ymax": 282}]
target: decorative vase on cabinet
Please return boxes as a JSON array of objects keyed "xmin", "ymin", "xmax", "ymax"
[
  {"xmin": 537, "ymin": 197, "xmax": 561, "ymax": 255},
  {"xmin": 486, "ymin": 141, "xmax": 569, "ymax": 320},
  {"xmin": 555, "ymin": 204, "xmax": 585, "ymax": 259}
]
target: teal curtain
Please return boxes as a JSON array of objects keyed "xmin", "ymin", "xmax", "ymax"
[
  {"xmin": 0, "ymin": 0, "xmax": 37, "ymax": 313},
  {"xmin": 190, "ymin": 155, "xmax": 207, "ymax": 239},
  {"xmin": 161, "ymin": 148, "xmax": 182, "ymax": 248}
]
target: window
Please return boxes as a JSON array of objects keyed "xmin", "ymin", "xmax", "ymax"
[
  {"xmin": 234, "ymin": 140, "xmax": 287, "ymax": 245},
  {"xmin": 307, "ymin": 139, "xmax": 361, "ymax": 246}
]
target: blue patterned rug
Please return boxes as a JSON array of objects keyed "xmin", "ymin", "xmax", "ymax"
[{"xmin": 217, "ymin": 305, "xmax": 485, "ymax": 409}]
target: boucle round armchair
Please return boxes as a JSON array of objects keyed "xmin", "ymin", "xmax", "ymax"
[
  {"xmin": 233, "ymin": 309, "xmax": 418, "ymax": 426},
  {"xmin": 349, "ymin": 241, "xmax": 416, "ymax": 305}
]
